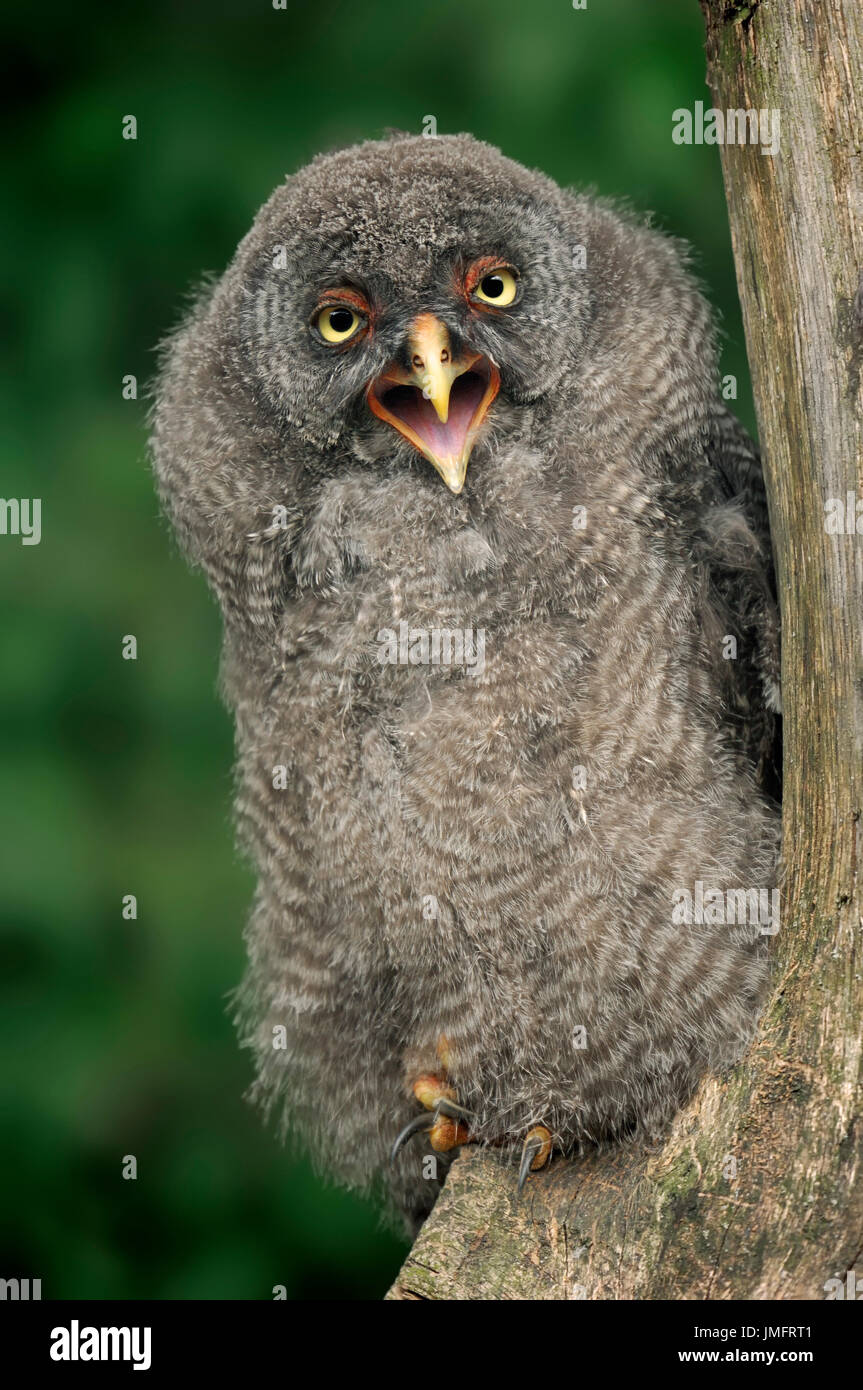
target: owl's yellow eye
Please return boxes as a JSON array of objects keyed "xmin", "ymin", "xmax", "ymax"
[
  {"xmin": 315, "ymin": 305, "xmax": 363, "ymax": 343},
  {"xmin": 472, "ymin": 267, "xmax": 519, "ymax": 307}
]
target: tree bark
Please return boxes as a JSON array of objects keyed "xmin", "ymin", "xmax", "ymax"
[{"xmin": 386, "ymin": 0, "xmax": 863, "ymax": 1301}]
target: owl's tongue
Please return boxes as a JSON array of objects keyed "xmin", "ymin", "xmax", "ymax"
[{"xmin": 381, "ymin": 372, "xmax": 486, "ymax": 462}]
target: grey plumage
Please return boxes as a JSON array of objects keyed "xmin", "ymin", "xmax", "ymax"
[{"xmin": 151, "ymin": 133, "xmax": 780, "ymax": 1229}]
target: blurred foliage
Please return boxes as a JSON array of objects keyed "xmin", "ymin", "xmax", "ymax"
[{"xmin": 0, "ymin": 0, "xmax": 754, "ymax": 1299}]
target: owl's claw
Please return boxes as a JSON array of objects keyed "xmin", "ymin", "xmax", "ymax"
[
  {"xmin": 389, "ymin": 1098, "xmax": 475, "ymax": 1164},
  {"xmin": 391, "ymin": 1067, "xmax": 476, "ymax": 1164},
  {"xmin": 390, "ymin": 1110, "xmax": 438, "ymax": 1163},
  {"xmin": 517, "ymin": 1125, "xmax": 553, "ymax": 1193},
  {"xmin": 394, "ymin": 1053, "xmax": 555, "ymax": 1187},
  {"xmin": 434, "ymin": 1096, "xmax": 474, "ymax": 1124}
]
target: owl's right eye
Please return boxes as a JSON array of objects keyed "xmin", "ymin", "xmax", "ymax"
[{"xmin": 314, "ymin": 305, "xmax": 364, "ymax": 344}]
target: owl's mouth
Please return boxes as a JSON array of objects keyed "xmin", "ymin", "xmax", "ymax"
[{"xmin": 366, "ymin": 315, "xmax": 500, "ymax": 495}]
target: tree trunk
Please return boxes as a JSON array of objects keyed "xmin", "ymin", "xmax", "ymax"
[{"xmin": 386, "ymin": 0, "xmax": 863, "ymax": 1301}]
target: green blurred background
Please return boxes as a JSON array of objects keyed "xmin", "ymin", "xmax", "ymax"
[{"xmin": 0, "ymin": 0, "xmax": 755, "ymax": 1299}]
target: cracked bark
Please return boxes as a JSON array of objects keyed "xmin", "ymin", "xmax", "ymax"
[{"xmin": 386, "ymin": 0, "xmax": 863, "ymax": 1301}]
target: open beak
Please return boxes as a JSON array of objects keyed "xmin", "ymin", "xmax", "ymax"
[{"xmin": 366, "ymin": 314, "xmax": 500, "ymax": 494}]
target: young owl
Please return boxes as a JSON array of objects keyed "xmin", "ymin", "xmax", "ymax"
[{"xmin": 151, "ymin": 134, "xmax": 780, "ymax": 1229}]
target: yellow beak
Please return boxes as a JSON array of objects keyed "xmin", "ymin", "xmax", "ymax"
[{"xmin": 406, "ymin": 314, "xmax": 462, "ymax": 424}]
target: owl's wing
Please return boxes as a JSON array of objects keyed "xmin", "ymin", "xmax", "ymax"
[{"xmin": 694, "ymin": 403, "xmax": 781, "ymax": 798}]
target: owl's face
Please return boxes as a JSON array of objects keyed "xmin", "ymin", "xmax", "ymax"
[{"xmin": 233, "ymin": 135, "xmax": 591, "ymax": 495}]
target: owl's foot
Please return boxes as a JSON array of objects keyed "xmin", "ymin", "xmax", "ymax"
[
  {"xmin": 391, "ymin": 1071, "xmax": 554, "ymax": 1194},
  {"xmin": 392, "ymin": 1041, "xmax": 554, "ymax": 1190},
  {"xmin": 517, "ymin": 1125, "xmax": 553, "ymax": 1192},
  {"xmin": 390, "ymin": 1072, "xmax": 475, "ymax": 1163}
]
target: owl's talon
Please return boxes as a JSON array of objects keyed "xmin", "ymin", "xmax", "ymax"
[
  {"xmin": 392, "ymin": 1060, "xmax": 478, "ymax": 1164},
  {"xmin": 434, "ymin": 1096, "xmax": 474, "ymax": 1124},
  {"xmin": 390, "ymin": 1097, "xmax": 476, "ymax": 1164},
  {"xmin": 390, "ymin": 1110, "xmax": 436, "ymax": 1164},
  {"xmin": 517, "ymin": 1125, "xmax": 553, "ymax": 1192}
]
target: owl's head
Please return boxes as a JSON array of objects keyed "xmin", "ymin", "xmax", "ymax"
[
  {"xmin": 153, "ymin": 135, "xmax": 718, "ymax": 623},
  {"xmin": 230, "ymin": 133, "xmax": 593, "ymax": 494}
]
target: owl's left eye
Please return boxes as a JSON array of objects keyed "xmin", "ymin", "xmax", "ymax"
[
  {"xmin": 313, "ymin": 305, "xmax": 365, "ymax": 344},
  {"xmin": 471, "ymin": 266, "xmax": 520, "ymax": 307}
]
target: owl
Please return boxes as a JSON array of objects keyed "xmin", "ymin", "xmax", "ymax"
[{"xmin": 151, "ymin": 133, "xmax": 781, "ymax": 1230}]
